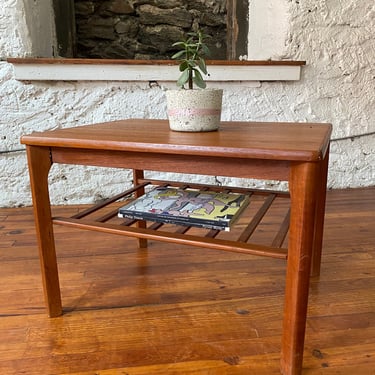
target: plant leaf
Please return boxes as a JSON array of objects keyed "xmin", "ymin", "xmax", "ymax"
[
  {"xmin": 179, "ymin": 61, "xmax": 189, "ymax": 72},
  {"xmin": 172, "ymin": 41, "xmax": 186, "ymax": 47},
  {"xmin": 202, "ymin": 44, "xmax": 210, "ymax": 56},
  {"xmin": 176, "ymin": 69, "xmax": 189, "ymax": 88},
  {"xmin": 170, "ymin": 29, "xmax": 211, "ymax": 89},
  {"xmin": 187, "ymin": 60, "xmax": 197, "ymax": 68},
  {"xmin": 171, "ymin": 50, "xmax": 186, "ymax": 60},
  {"xmin": 197, "ymin": 58, "xmax": 207, "ymax": 75},
  {"xmin": 193, "ymin": 69, "xmax": 206, "ymax": 89}
]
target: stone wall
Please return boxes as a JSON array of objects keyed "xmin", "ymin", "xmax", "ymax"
[{"xmin": 74, "ymin": 0, "xmax": 227, "ymax": 59}]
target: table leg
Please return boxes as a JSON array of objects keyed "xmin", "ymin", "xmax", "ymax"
[
  {"xmin": 133, "ymin": 169, "xmax": 148, "ymax": 248},
  {"xmin": 280, "ymin": 161, "xmax": 319, "ymax": 375},
  {"xmin": 26, "ymin": 146, "xmax": 62, "ymax": 317},
  {"xmin": 310, "ymin": 149, "xmax": 330, "ymax": 277}
]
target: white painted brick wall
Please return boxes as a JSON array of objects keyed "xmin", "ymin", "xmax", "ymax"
[{"xmin": 0, "ymin": 0, "xmax": 374, "ymax": 207}]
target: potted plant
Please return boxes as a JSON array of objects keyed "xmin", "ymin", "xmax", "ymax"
[{"xmin": 166, "ymin": 30, "xmax": 223, "ymax": 132}]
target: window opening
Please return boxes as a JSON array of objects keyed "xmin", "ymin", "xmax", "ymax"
[{"xmin": 53, "ymin": 0, "xmax": 249, "ymax": 60}]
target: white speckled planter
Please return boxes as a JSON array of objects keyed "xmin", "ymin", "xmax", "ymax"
[{"xmin": 166, "ymin": 89, "xmax": 223, "ymax": 132}]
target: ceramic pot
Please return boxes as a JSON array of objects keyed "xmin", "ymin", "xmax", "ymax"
[{"xmin": 166, "ymin": 88, "xmax": 223, "ymax": 132}]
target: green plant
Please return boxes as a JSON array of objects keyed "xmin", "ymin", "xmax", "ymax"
[{"xmin": 171, "ymin": 30, "xmax": 210, "ymax": 89}]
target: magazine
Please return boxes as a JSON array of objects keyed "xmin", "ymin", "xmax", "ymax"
[{"xmin": 118, "ymin": 186, "xmax": 250, "ymax": 231}]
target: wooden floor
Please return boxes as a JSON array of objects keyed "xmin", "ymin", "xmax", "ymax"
[{"xmin": 0, "ymin": 188, "xmax": 374, "ymax": 375}]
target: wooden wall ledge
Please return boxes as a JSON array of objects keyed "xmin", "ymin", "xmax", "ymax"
[{"xmin": 8, "ymin": 58, "xmax": 305, "ymax": 82}]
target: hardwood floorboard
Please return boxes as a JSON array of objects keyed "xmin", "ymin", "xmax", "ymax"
[{"xmin": 0, "ymin": 188, "xmax": 374, "ymax": 374}]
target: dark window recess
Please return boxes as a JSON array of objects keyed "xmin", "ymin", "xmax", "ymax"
[
  {"xmin": 53, "ymin": 0, "xmax": 248, "ymax": 60},
  {"xmin": 52, "ymin": 0, "xmax": 76, "ymax": 57}
]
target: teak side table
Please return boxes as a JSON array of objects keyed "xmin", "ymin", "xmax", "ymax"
[{"xmin": 21, "ymin": 119, "xmax": 332, "ymax": 375}]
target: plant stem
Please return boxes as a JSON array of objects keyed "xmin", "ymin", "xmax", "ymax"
[
  {"xmin": 188, "ymin": 45, "xmax": 193, "ymax": 89},
  {"xmin": 188, "ymin": 33, "xmax": 202, "ymax": 89}
]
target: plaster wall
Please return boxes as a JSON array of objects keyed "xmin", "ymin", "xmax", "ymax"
[
  {"xmin": 248, "ymin": 0, "xmax": 289, "ymax": 60},
  {"xmin": 22, "ymin": 0, "xmax": 56, "ymax": 57},
  {"xmin": 0, "ymin": 0, "xmax": 374, "ymax": 207}
]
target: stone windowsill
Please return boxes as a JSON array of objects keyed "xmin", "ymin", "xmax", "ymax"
[{"xmin": 8, "ymin": 58, "xmax": 305, "ymax": 83}]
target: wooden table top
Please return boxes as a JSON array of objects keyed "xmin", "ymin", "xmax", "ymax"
[{"xmin": 21, "ymin": 119, "xmax": 332, "ymax": 162}]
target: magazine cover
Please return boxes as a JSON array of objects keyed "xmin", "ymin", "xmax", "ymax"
[{"xmin": 118, "ymin": 186, "xmax": 250, "ymax": 231}]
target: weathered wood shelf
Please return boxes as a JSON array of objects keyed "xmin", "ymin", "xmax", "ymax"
[{"xmin": 8, "ymin": 58, "xmax": 305, "ymax": 82}]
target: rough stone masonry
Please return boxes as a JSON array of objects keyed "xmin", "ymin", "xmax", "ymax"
[{"xmin": 74, "ymin": 0, "xmax": 227, "ymax": 59}]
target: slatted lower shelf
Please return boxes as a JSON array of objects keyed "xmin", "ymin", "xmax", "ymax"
[{"xmin": 52, "ymin": 179, "xmax": 291, "ymax": 260}]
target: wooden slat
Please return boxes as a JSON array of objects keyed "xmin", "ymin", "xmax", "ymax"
[
  {"xmin": 71, "ymin": 182, "xmax": 150, "ymax": 219},
  {"xmin": 174, "ymin": 225, "xmax": 191, "ymax": 234},
  {"xmin": 120, "ymin": 218, "xmax": 137, "ymax": 226},
  {"xmin": 238, "ymin": 194, "xmax": 277, "ymax": 243},
  {"xmin": 205, "ymin": 229, "xmax": 221, "ymax": 238},
  {"xmin": 139, "ymin": 178, "xmax": 290, "ymax": 197},
  {"xmin": 52, "ymin": 217, "xmax": 288, "ymax": 259},
  {"xmin": 271, "ymin": 209, "xmax": 290, "ymax": 248},
  {"xmin": 95, "ymin": 208, "xmax": 119, "ymax": 223},
  {"xmin": 148, "ymin": 222, "xmax": 164, "ymax": 230}
]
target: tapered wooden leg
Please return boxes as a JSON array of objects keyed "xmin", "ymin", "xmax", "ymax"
[
  {"xmin": 310, "ymin": 148, "xmax": 330, "ymax": 277},
  {"xmin": 281, "ymin": 161, "xmax": 319, "ymax": 375},
  {"xmin": 133, "ymin": 169, "xmax": 148, "ymax": 248},
  {"xmin": 26, "ymin": 146, "xmax": 62, "ymax": 317}
]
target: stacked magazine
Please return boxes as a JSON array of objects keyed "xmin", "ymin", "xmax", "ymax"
[{"xmin": 118, "ymin": 186, "xmax": 250, "ymax": 231}]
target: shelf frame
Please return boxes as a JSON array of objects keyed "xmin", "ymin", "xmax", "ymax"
[{"xmin": 53, "ymin": 179, "xmax": 290, "ymax": 260}]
